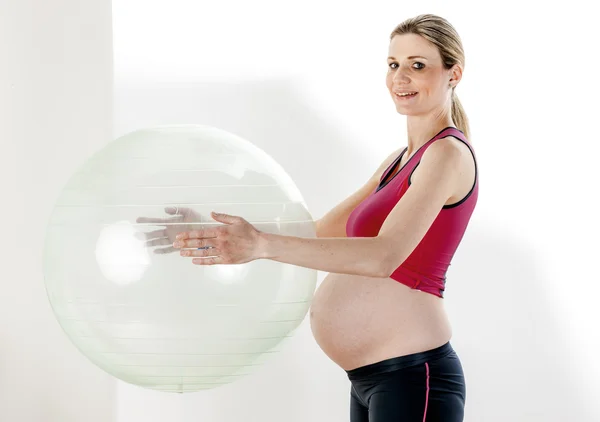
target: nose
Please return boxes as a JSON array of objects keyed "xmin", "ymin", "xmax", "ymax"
[{"xmin": 392, "ymin": 67, "xmax": 410, "ymax": 85}]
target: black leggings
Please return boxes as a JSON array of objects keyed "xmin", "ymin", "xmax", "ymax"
[{"xmin": 346, "ymin": 342, "xmax": 466, "ymax": 422}]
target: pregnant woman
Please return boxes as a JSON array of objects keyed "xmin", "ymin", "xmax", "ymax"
[{"xmin": 169, "ymin": 13, "xmax": 478, "ymax": 422}]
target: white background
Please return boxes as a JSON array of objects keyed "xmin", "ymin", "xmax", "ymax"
[{"xmin": 1, "ymin": 0, "xmax": 599, "ymax": 421}]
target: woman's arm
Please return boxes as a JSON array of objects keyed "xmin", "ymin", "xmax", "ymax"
[
  {"xmin": 259, "ymin": 233, "xmax": 391, "ymax": 277},
  {"xmin": 259, "ymin": 138, "xmax": 462, "ymax": 277}
]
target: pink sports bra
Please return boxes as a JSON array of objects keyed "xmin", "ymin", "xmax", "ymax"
[{"xmin": 345, "ymin": 127, "xmax": 478, "ymax": 298}]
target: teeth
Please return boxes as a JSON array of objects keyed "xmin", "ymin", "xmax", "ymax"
[{"xmin": 396, "ymin": 92, "xmax": 416, "ymax": 97}]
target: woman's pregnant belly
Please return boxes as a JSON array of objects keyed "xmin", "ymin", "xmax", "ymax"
[{"xmin": 309, "ymin": 272, "xmax": 453, "ymax": 370}]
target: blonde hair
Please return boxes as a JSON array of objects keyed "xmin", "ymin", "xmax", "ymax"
[{"xmin": 390, "ymin": 14, "xmax": 470, "ymax": 140}]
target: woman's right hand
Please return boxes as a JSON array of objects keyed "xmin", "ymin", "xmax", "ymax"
[{"xmin": 136, "ymin": 206, "xmax": 203, "ymax": 254}]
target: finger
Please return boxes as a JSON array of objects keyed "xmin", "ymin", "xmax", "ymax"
[
  {"xmin": 137, "ymin": 207, "xmax": 186, "ymax": 225},
  {"xmin": 146, "ymin": 237, "xmax": 172, "ymax": 247},
  {"xmin": 192, "ymin": 256, "xmax": 221, "ymax": 265},
  {"xmin": 176, "ymin": 226, "xmax": 220, "ymax": 240},
  {"xmin": 136, "ymin": 216, "xmax": 181, "ymax": 224},
  {"xmin": 211, "ymin": 212, "xmax": 240, "ymax": 224},
  {"xmin": 165, "ymin": 206, "xmax": 190, "ymax": 215},
  {"xmin": 136, "ymin": 229, "xmax": 166, "ymax": 241},
  {"xmin": 180, "ymin": 247, "xmax": 220, "ymax": 258},
  {"xmin": 173, "ymin": 238, "xmax": 214, "ymax": 249},
  {"xmin": 153, "ymin": 246, "xmax": 177, "ymax": 254}
]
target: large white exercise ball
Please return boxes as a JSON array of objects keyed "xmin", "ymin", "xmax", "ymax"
[{"xmin": 43, "ymin": 125, "xmax": 317, "ymax": 393}]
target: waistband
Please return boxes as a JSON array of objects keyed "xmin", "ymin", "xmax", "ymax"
[{"xmin": 346, "ymin": 341, "xmax": 454, "ymax": 380}]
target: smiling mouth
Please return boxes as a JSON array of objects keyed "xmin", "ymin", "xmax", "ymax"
[{"xmin": 395, "ymin": 92, "xmax": 418, "ymax": 99}]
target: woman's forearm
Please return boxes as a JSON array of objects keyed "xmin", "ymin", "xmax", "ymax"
[{"xmin": 258, "ymin": 232, "xmax": 391, "ymax": 278}]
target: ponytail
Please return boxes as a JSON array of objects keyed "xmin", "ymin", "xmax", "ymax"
[{"xmin": 451, "ymin": 90, "xmax": 470, "ymax": 140}]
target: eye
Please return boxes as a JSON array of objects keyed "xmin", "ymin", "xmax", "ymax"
[{"xmin": 388, "ymin": 62, "xmax": 425, "ymax": 70}]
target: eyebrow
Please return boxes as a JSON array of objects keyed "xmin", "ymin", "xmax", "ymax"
[{"xmin": 387, "ymin": 55, "xmax": 428, "ymax": 60}]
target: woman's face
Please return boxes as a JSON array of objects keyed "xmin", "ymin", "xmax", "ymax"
[{"xmin": 386, "ymin": 33, "xmax": 460, "ymax": 116}]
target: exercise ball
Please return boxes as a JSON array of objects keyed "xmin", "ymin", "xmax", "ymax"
[{"xmin": 43, "ymin": 125, "xmax": 317, "ymax": 393}]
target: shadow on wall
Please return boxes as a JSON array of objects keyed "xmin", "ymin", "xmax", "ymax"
[
  {"xmin": 448, "ymin": 221, "xmax": 596, "ymax": 422},
  {"xmin": 114, "ymin": 78, "xmax": 378, "ymax": 221}
]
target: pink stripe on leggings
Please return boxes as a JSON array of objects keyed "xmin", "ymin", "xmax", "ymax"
[{"xmin": 423, "ymin": 362, "xmax": 430, "ymax": 421}]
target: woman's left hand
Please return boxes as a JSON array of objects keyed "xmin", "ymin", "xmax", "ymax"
[{"xmin": 172, "ymin": 212, "xmax": 266, "ymax": 265}]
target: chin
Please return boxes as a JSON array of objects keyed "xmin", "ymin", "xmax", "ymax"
[{"xmin": 394, "ymin": 106, "xmax": 415, "ymax": 116}]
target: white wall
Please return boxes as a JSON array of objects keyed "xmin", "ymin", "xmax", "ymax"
[
  {"xmin": 0, "ymin": 0, "xmax": 116, "ymax": 421},
  {"xmin": 2, "ymin": 0, "xmax": 598, "ymax": 420}
]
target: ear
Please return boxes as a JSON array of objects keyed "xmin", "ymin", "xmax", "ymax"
[{"xmin": 449, "ymin": 63, "xmax": 463, "ymax": 87}]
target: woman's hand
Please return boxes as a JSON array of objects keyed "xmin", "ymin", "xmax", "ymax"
[
  {"xmin": 135, "ymin": 206, "xmax": 203, "ymax": 254},
  {"xmin": 173, "ymin": 212, "xmax": 267, "ymax": 265}
]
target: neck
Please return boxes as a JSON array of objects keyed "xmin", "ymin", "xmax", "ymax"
[{"xmin": 405, "ymin": 113, "xmax": 455, "ymax": 157}]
